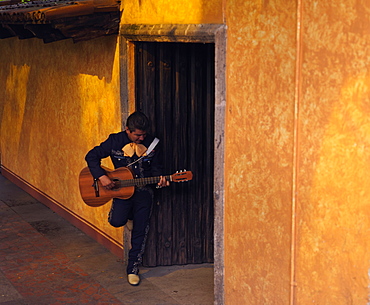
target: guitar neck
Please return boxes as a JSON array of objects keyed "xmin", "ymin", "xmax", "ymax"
[{"xmin": 119, "ymin": 175, "xmax": 171, "ymax": 188}]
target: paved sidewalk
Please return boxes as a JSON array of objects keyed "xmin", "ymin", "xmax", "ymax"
[{"xmin": 0, "ymin": 173, "xmax": 214, "ymax": 305}]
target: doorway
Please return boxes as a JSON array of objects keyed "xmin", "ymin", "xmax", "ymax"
[{"xmin": 134, "ymin": 42, "xmax": 215, "ymax": 266}]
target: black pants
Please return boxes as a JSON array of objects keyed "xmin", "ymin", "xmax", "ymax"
[{"xmin": 108, "ymin": 189, "xmax": 152, "ymax": 275}]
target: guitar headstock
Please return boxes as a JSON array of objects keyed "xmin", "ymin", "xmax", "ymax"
[{"xmin": 171, "ymin": 170, "xmax": 193, "ymax": 182}]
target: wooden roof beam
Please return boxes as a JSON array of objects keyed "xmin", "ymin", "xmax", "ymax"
[
  {"xmin": 3, "ymin": 23, "xmax": 34, "ymax": 39},
  {"xmin": 0, "ymin": 24, "xmax": 16, "ymax": 38},
  {"xmin": 24, "ymin": 23, "xmax": 67, "ymax": 43}
]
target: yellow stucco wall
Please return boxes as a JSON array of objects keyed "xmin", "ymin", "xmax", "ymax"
[
  {"xmin": 296, "ymin": 1, "xmax": 370, "ymax": 304},
  {"xmin": 225, "ymin": 1, "xmax": 296, "ymax": 304},
  {"xmin": 0, "ymin": 36, "xmax": 123, "ymax": 247},
  {"xmin": 225, "ymin": 0, "xmax": 370, "ymax": 304},
  {"xmin": 121, "ymin": 0, "xmax": 223, "ymax": 24}
]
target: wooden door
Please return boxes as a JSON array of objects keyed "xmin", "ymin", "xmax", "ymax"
[{"xmin": 135, "ymin": 42, "xmax": 214, "ymax": 266}]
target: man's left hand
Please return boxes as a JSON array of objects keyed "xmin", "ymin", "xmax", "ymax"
[{"xmin": 158, "ymin": 176, "xmax": 170, "ymax": 188}]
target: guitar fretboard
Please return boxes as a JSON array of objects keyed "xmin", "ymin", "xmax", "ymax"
[{"xmin": 118, "ymin": 175, "xmax": 171, "ymax": 187}]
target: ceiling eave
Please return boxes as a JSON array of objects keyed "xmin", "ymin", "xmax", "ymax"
[{"xmin": 0, "ymin": 0, "xmax": 121, "ymax": 43}]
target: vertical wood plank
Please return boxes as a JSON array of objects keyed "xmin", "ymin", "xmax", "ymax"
[
  {"xmin": 157, "ymin": 43, "xmax": 174, "ymax": 266},
  {"xmin": 135, "ymin": 42, "xmax": 158, "ymax": 267},
  {"xmin": 172, "ymin": 44, "xmax": 188, "ymax": 264}
]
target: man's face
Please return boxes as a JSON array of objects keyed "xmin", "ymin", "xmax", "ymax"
[{"xmin": 126, "ymin": 127, "xmax": 147, "ymax": 144}]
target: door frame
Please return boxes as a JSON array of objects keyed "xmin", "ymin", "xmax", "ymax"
[{"xmin": 119, "ymin": 24, "xmax": 226, "ymax": 305}]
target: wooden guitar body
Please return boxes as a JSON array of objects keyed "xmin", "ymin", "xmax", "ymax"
[
  {"xmin": 79, "ymin": 166, "xmax": 193, "ymax": 207},
  {"xmin": 79, "ymin": 166, "xmax": 135, "ymax": 207}
]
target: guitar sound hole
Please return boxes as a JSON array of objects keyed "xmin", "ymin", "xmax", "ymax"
[{"xmin": 112, "ymin": 179, "xmax": 120, "ymax": 190}]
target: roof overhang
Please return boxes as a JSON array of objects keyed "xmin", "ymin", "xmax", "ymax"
[{"xmin": 0, "ymin": 0, "xmax": 121, "ymax": 43}]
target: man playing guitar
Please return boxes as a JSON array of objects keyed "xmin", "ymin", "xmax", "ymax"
[{"xmin": 85, "ymin": 111, "xmax": 169, "ymax": 286}]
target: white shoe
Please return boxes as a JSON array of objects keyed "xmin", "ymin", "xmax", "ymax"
[
  {"xmin": 126, "ymin": 220, "xmax": 133, "ymax": 231},
  {"xmin": 128, "ymin": 274, "xmax": 140, "ymax": 286}
]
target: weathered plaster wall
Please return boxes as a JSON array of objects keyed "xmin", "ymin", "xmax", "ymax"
[
  {"xmin": 225, "ymin": 1, "xmax": 297, "ymax": 304},
  {"xmin": 121, "ymin": 0, "xmax": 223, "ymax": 24},
  {"xmin": 296, "ymin": 1, "xmax": 370, "ymax": 304},
  {"xmin": 225, "ymin": 0, "xmax": 370, "ymax": 304},
  {"xmin": 0, "ymin": 36, "xmax": 123, "ymax": 247}
]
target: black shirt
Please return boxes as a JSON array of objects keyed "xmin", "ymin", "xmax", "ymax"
[{"xmin": 85, "ymin": 131, "xmax": 163, "ymax": 180}]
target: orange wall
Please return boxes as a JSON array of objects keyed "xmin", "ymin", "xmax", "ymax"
[
  {"xmin": 225, "ymin": 1, "xmax": 296, "ymax": 304},
  {"xmin": 0, "ymin": 36, "xmax": 123, "ymax": 247},
  {"xmin": 225, "ymin": 0, "xmax": 370, "ymax": 304},
  {"xmin": 296, "ymin": 1, "xmax": 370, "ymax": 303},
  {"xmin": 121, "ymin": 0, "xmax": 223, "ymax": 24}
]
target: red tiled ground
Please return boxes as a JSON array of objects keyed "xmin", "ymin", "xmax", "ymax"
[{"xmin": 0, "ymin": 211, "xmax": 123, "ymax": 304}]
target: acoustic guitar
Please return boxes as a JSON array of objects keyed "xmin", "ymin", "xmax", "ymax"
[{"xmin": 79, "ymin": 166, "xmax": 193, "ymax": 207}]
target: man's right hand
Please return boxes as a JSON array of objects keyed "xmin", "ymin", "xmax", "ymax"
[{"xmin": 99, "ymin": 175, "xmax": 115, "ymax": 190}]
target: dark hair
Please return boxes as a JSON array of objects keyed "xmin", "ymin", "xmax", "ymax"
[{"xmin": 126, "ymin": 111, "xmax": 150, "ymax": 132}]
